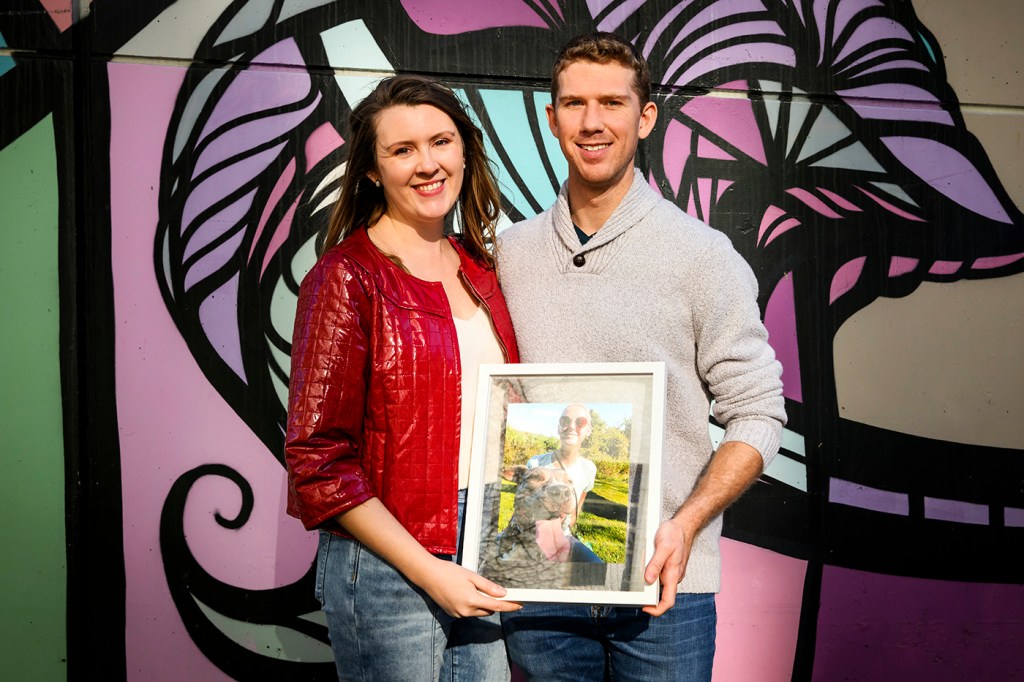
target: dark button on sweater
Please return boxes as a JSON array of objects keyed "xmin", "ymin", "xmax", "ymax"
[{"xmin": 572, "ymin": 254, "xmax": 586, "ymax": 267}]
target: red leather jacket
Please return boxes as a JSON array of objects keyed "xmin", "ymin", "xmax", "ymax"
[{"xmin": 285, "ymin": 227, "xmax": 519, "ymax": 554}]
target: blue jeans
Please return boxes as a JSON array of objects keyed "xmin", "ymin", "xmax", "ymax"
[
  {"xmin": 501, "ymin": 595, "xmax": 716, "ymax": 681},
  {"xmin": 314, "ymin": 491, "xmax": 509, "ymax": 681}
]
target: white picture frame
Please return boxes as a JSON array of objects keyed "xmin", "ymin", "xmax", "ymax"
[{"xmin": 462, "ymin": 362, "xmax": 666, "ymax": 605}]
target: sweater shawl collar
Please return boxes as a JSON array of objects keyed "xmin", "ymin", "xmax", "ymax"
[{"xmin": 551, "ymin": 168, "xmax": 662, "ymax": 255}]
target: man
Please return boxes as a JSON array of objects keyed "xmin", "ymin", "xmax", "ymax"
[
  {"xmin": 497, "ymin": 32, "xmax": 787, "ymax": 680},
  {"xmin": 526, "ymin": 403, "xmax": 597, "ymax": 529}
]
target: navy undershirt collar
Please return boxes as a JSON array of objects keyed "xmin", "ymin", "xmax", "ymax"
[{"xmin": 574, "ymin": 224, "xmax": 592, "ymax": 245}]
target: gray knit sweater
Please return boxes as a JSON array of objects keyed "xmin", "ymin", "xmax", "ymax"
[{"xmin": 497, "ymin": 169, "xmax": 786, "ymax": 593}]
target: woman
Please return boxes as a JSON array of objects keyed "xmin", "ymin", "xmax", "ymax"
[
  {"xmin": 525, "ymin": 403, "xmax": 603, "ymax": 564},
  {"xmin": 526, "ymin": 403, "xmax": 597, "ymax": 529},
  {"xmin": 285, "ymin": 75, "xmax": 520, "ymax": 681}
]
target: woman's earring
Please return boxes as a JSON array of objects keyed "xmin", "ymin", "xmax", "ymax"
[{"xmin": 374, "ymin": 179, "xmax": 380, "ymax": 187}]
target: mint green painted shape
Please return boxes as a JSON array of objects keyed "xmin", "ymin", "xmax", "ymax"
[
  {"xmin": 215, "ymin": 0, "xmax": 274, "ymax": 46},
  {"xmin": 270, "ymin": 234, "xmax": 317, "ymax": 410},
  {"xmin": 459, "ymin": 89, "xmax": 532, "ymax": 218},
  {"xmin": 479, "ymin": 89, "xmax": 560, "ymax": 211},
  {"xmin": 279, "ymin": 0, "xmax": 334, "ymax": 23},
  {"xmin": 321, "ymin": 20, "xmax": 394, "ymax": 108},
  {"xmin": 0, "ymin": 114, "xmax": 67, "ymax": 681},
  {"xmin": 783, "ymin": 86, "xmax": 814, "ymax": 158},
  {"xmin": 775, "ymin": 85, "xmax": 860, "ymax": 167},
  {"xmin": 870, "ymin": 181, "xmax": 920, "ymax": 207},
  {"xmin": 196, "ymin": 599, "xmax": 335, "ymax": 662},
  {"xmin": 918, "ymin": 31, "xmax": 937, "ymax": 64},
  {"xmin": 772, "ymin": 87, "xmax": 887, "ymax": 173},
  {"xmin": 759, "ymin": 81, "xmax": 783, "ymax": 138},
  {"xmin": 0, "ymin": 31, "xmax": 15, "ymax": 77},
  {"xmin": 534, "ymin": 92, "xmax": 569, "ymax": 188},
  {"xmin": 173, "ymin": 65, "xmax": 231, "ymax": 161},
  {"xmin": 811, "ymin": 140, "xmax": 886, "ymax": 173},
  {"xmin": 796, "ymin": 105, "xmax": 855, "ymax": 165},
  {"xmin": 786, "ymin": 98, "xmax": 808, "ymax": 158},
  {"xmin": 270, "ymin": 342, "xmax": 291, "ymax": 411}
]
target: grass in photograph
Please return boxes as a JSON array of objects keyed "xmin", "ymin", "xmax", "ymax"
[
  {"xmin": 574, "ymin": 512, "xmax": 627, "ymax": 563},
  {"xmin": 590, "ymin": 472, "xmax": 629, "ymax": 506}
]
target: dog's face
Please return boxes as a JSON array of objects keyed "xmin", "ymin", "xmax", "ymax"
[
  {"xmin": 488, "ymin": 466, "xmax": 576, "ymax": 571},
  {"xmin": 507, "ymin": 466, "xmax": 575, "ymax": 526}
]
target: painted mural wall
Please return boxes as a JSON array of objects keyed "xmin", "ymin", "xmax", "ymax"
[{"xmin": 2, "ymin": 1, "xmax": 1022, "ymax": 680}]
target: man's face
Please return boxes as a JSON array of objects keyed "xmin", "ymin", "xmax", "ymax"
[
  {"xmin": 547, "ymin": 60, "xmax": 657, "ymax": 198},
  {"xmin": 558, "ymin": 404, "xmax": 592, "ymax": 447}
]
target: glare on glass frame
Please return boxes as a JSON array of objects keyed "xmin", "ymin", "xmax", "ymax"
[{"xmin": 462, "ymin": 362, "xmax": 666, "ymax": 605}]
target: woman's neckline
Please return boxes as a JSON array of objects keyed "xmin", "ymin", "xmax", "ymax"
[{"xmin": 451, "ymin": 303, "xmax": 483, "ymax": 322}]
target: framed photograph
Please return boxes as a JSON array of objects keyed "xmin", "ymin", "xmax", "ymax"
[{"xmin": 462, "ymin": 362, "xmax": 666, "ymax": 605}]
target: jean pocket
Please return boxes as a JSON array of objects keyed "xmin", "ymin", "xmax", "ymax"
[{"xmin": 314, "ymin": 531, "xmax": 331, "ymax": 605}]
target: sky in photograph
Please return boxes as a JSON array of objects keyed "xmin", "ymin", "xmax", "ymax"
[{"xmin": 507, "ymin": 402, "xmax": 632, "ymax": 438}]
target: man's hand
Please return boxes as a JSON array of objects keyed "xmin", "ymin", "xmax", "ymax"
[
  {"xmin": 641, "ymin": 441, "xmax": 764, "ymax": 617},
  {"xmin": 642, "ymin": 517, "xmax": 692, "ymax": 616}
]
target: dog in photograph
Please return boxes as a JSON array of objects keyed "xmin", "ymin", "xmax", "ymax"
[
  {"xmin": 480, "ymin": 466, "xmax": 576, "ymax": 588},
  {"xmin": 503, "ymin": 466, "xmax": 576, "ymax": 561}
]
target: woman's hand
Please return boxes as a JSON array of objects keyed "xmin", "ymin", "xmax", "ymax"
[
  {"xmin": 335, "ymin": 499, "xmax": 521, "ymax": 618},
  {"xmin": 416, "ymin": 557, "xmax": 522, "ymax": 618}
]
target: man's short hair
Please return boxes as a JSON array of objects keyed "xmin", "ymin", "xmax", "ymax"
[{"xmin": 551, "ymin": 32, "xmax": 652, "ymax": 105}]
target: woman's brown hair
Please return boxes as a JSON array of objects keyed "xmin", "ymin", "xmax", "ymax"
[{"xmin": 320, "ymin": 74, "xmax": 501, "ymax": 267}]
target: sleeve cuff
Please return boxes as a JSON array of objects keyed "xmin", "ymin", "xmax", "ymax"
[{"xmin": 721, "ymin": 418, "xmax": 783, "ymax": 468}]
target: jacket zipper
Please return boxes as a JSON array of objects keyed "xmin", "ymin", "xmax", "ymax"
[{"xmin": 459, "ymin": 270, "xmax": 511, "ymax": 362}]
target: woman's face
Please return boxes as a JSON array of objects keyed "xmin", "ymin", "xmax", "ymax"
[
  {"xmin": 369, "ymin": 104, "xmax": 465, "ymax": 231},
  {"xmin": 558, "ymin": 404, "xmax": 592, "ymax": 449}
]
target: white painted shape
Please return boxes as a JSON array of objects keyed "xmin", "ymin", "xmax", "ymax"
[
  {"xmin": 117, "ymin": 0, "xmax": 235, "ymax": 58},
  {"xmin": 320, "ymin": 20, "xmax": 394, "ymax": 108}
]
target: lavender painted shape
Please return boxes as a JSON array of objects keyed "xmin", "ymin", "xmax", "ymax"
[
  {"xmin": 880, "ymin": 136, "xmax": 1012, "ymax": 224},
  {"xmin": 192, "ymin": 97, "xmax": 321, "ymax": 179},
  {"xmin": 829, "ymin": 477, "xmax": 909, "ymax": 515},
  {"xmin": 199, "ymin": 274, "xmax": 247, "ymax": 383},
  {"xmin": 399, "ymin": 0, "xmax": 551, "ymax": 34},
  {"xmin": 923, "ymin": 497, "xmax": 989, "ymax": 526},
  {"xmin": 181, "ymin": 143, "xmax": 287, "ymax": 234},
  {"xmin": 198, "ymin": 40, "xmax": 311, "ymax": 142},
  {"xmin": 183, "ymin": 188, "xmax": 258, "ymax": 265}
]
